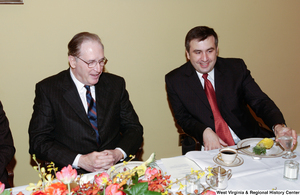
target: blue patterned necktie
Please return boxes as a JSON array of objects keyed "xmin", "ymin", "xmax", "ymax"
[{"xmin": 84, "ymin": 85, "xmax": 100, "ymax": 145}]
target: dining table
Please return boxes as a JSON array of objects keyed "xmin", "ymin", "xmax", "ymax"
[
  {"xmin": 158, "ymin": 136, "xmax": 300, "ymax": 193},
  {"xmin": 9, "ymin": 136, "xmax": 300, "ymax": 194}
]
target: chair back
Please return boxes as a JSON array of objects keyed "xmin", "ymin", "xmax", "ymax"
[
  {"xmin": 180, "ymin": 133, "xmax": 201, "ymax": 155},
  {"xmin": 6, "ymin": 159, "xmax": 15, "ymax": 187}
]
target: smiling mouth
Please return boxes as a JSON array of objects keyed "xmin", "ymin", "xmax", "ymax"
[
  {"xmin": 91, "ymin": 73, "xmax": 101, "ymax": 78},
  {"xmin": 200, "ymin": 62, "xmax": 210, "ymax": 68}
]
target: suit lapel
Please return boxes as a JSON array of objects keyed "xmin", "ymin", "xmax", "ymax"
[
  {"xmin": 95, "ymin": 74, "xmax": 110, "ymax": 133},
  {"xmin": 214, "ymin": 59, "xmax": 226, "ymax": 108},
  {"xmin": 61, "ymin": 70, "xmax": 91, "ymax": 126},
  {"xmin": 184, "ymin": 62, "xmax": 211, "ymax": 110}
]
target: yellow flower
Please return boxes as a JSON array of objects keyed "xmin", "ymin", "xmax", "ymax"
[
  {"xmin": 179, "ymin": 182, "xmax": 186, "ymax": 190},
  {"xmin": 110, "ymin": 166, "xmax": 115, "ymax": 171},
  {"xmin": 198, "ymin": 172, "xmax": 205, "ymax": 179},
  {"xmin": 26, "ymin": 180, "xmax": 43, "ymax": 191},
  {"xmin": 162, "ymin": 190, "xmax": 168, "ymax": 195},
  {"xmin": 207, "ymin": 172, "xmax": 213, "ymax": 178},
  {"xmin": 191, "ymin": 168, "xmax": 195, "ymax": 173}
]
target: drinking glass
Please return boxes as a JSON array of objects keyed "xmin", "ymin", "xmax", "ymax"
[
  {"xmin": 185, "ymin": 174, "xmax": 202, "ymax": 195},
  {"xmin": 278, "ymin": 135, "xmax": 296, "ymax": 159}
]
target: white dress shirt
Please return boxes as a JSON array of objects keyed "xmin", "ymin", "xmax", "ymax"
[
  {"xmin": 196, "ymin": 69, "xmax": 241, "ymax": 144},
  {"xmin": 69, "ymin": 69, "xmax": 126, "ymax": 169}
]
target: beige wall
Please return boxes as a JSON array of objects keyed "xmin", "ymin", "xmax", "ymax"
[{"xmin": 1, "ymin": 0, "xmax": 300, "ymax": 187}]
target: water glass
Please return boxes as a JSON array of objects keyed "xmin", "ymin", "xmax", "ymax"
[
  {"xmin": 278, "ymin": 135, "xmax": 296, "ymax": 159},
  {"xmin": 185, "ymin": 174, "xmax": 202, "ymax": 195}
]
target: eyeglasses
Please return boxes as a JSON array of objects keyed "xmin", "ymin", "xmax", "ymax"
[{"xmin": 76, "ymin": 56, "xmax": 108, "ymax": 68}]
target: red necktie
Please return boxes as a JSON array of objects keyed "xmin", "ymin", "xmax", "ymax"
[{"xmin": 202, "ymin": 73, "xmax": 235, "ymax": 146}]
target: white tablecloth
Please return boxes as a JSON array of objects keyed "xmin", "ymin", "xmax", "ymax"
[
  {"xmin": 10, "ymin": 136, "xmax": 300, "ymax": 194},
  {"xmin": 159, "ymin": 136, "xmax": 300, "ymax": 191},
  {"xmin": 184, "ymin": 150, "xmax": 300, "ymax": 190}
]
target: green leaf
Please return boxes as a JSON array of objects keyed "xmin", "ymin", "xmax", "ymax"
[
  {"xmin": 123, "ymin": 182, "xmax": 162, "ymax": 195},
  {"xmin": 253, "ymin": 145, "xmax": 266, "ymax": 155},
  {"xmin": 126, "ymin": 182, "xmax": 148, "ymax": 194},
  {"xmin": 131, "ymin": 172, "xmax": 139, "ymax": 184},
  {"xmin": 1, "ymin": 189, "xmax": 12, "ymax": 195},
  {"xmin": 143, "ymin": 191, "xmax": 161, "ymax": 195}
]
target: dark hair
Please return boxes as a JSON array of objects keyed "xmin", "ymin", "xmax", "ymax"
[
  {"xmin": 68, "ymin": 32, "xmax": 103, "ymax": 56},
  {"xmin": 185, "ymin": 26, "xmax": 218, "ymax": 52}
]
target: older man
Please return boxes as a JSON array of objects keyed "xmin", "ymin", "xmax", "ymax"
[{"xmin": 29, "ymin": 32, "xmax": 143, "ymax": 173}]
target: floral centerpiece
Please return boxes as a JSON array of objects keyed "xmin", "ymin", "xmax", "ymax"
[{"xmin": 1, "ymin": 153, "xmax": 216, "ymax": 195}]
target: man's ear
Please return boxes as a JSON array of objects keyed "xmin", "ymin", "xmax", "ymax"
[
  {"xmin": 186, "ymin": 50, "xmax": 190, "ymax": 60},
  {"xmin": 68, "ymin": 55, "xmax": 76, "ymax": 68}
]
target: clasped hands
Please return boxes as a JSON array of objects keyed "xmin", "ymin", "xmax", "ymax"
[
  {"xmin": 203, "ymin": 125, "xmax": 298, "ymax": 151},
  {"xmin": 78, "ymin": 149, "xmax": 123, "ymax": 172}
]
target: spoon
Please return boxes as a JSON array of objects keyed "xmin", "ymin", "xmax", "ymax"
[{"xmin": 236, "ymin": 145, "xmax": 250, "ymax": 150}]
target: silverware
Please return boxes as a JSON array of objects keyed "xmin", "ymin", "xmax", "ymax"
[{"xmin": 236, "ymin": 145, "xmax": 250, "ymax": 150}]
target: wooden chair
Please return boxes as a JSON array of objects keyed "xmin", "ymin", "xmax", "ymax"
[
  {"xmin": 179, "ymin": 132, "xmax": 201, "ymax": 155},
  {"xmin": 6, "ymin": 159, "xmax": 15, "ymax": 187},
  {"xmin": 134, "ymin": 145, "xmax": 144, "ymax": 161}
]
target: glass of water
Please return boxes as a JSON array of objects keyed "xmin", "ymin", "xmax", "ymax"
[{"xmin": 278, "ymin": 135, "xmax": 296, "ymax": 159}]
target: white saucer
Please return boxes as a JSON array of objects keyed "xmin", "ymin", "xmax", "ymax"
[{"xmin": 213, "ymin": 155, "xmax": 244, "ymax": 167}]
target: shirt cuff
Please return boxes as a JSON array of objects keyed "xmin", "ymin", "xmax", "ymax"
[
  {"xmin": 116, "ymin": 147, "xmax": 127, "ymax": 161},
  {"xmin": 72, "ymin": 154, "xmax": 82, "ymax": 169}
]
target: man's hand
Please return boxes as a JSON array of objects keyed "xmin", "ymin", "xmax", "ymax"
[
  {"xmin": 274, "ymin": 124, "xmax": 297, "ymax": 149},
  {"xmin": 78, "ymin": 149, "xmax": 123, "ymax": 172},
  {"xmin": 103, "ymin": 149, "xmax": 124, "ymax": 164},
  {"xmin": 203, "ymin": 128, "xmax": 228, "ymax": 151}
]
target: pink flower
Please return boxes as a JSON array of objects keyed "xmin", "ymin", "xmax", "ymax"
[
  {"xmin": 44, "ymin": 182, "xmax": 67, "ymax": 195},
  {"xmin": 56, "ymin": 165, "xmax": 77, "ymax": 184},
  {"xmin": 95, "ymin": 172, "xmax": 111, "ymax": 186},
  {"xmin": 202, "ymin": 190, "xmax": 216, "ymax": 195},
  {"xmin": 31, "ymin": 191, "xmax": 46, "ymax": 195},
  {"xmin": 144, "ymin": 167, "xmax": 159, "ymax": 181},
  {"xmin": 105, "ymin": 183, "xmax": 125, "ymax": 195},
  {"xmin": 0, "ymin": 182, "xmax": 4, "ymax": 193}
]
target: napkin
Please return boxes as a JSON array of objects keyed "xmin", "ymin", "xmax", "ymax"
[{"xmin": 160, "ymin": 156, "xmax": 202, "ymax": 179}]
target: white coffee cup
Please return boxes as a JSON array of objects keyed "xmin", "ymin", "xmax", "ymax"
[{"xmin": 217, "ymin": 147, "xmax": 237, "ymax": 164}]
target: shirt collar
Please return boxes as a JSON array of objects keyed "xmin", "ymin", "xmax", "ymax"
[
  {"xmin": 69, "ymin": 69, "xmax": 95, "ymax": 93},
  {"xmin": 196, "ymin": 68, "xmax": 215, "ymax": 81},
  {"xmin": 70, "ymin": 69, "xmax": 85, "ymax": 92}
]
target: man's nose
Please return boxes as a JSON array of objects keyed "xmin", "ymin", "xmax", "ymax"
[
  {"xmin": 93, "ymin": 62, "xmax": 103, "ymax": 72},
  {"xmin": 201, "ymin": 53, "xmax": 208, "ymax": 61}
]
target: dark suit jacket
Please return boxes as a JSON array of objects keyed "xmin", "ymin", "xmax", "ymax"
[
  {"xmin": 165, "ymin": 57, "xmax": 284, "ymax": 145},
  {"xmin": 0, "ymin": 101, "xmax": 15, "ymax": 188},
  {"xmin": 29, "ymin": 69, "xmax": 143, "ymax": 173}
]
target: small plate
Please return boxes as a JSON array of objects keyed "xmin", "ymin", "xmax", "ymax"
[
  {"xmin": 237, "ymin": 138, "xmax": 284, "ymax": 158},
  {"xmin": 107, "ymin": 161, "xmax": 143, "ymax": 176},
  {"xmin": 213, "ymin": 155, "xmax": 244, "ymax": 167}
]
